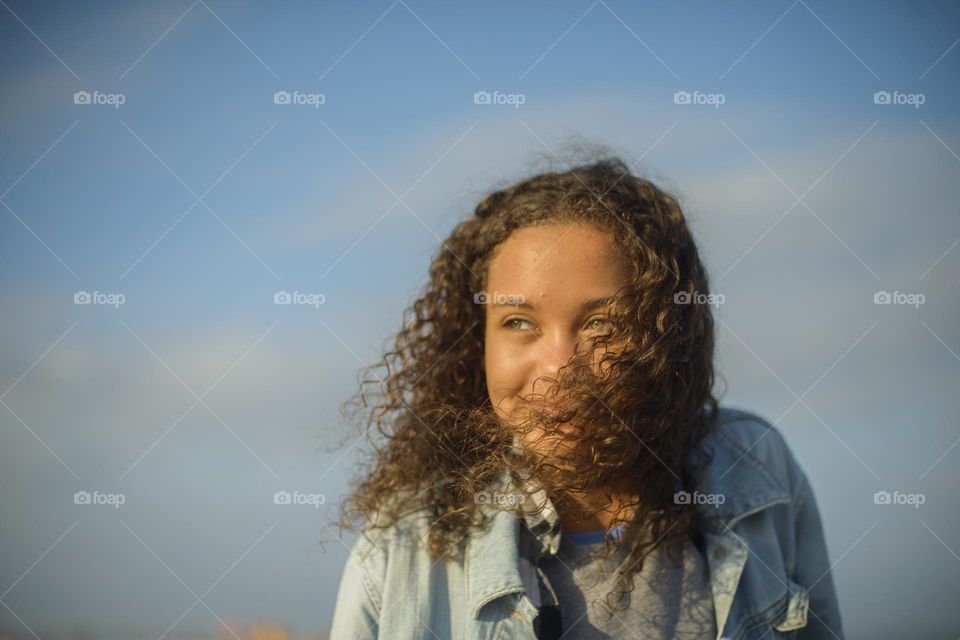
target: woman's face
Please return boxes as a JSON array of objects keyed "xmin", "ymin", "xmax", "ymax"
[{"xmin": 482, "ymin": 222, "xmax": 632, "ymax": 456}]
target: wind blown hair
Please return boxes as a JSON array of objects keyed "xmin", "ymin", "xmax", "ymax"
[{"xmin": 333, "ymin": 155, "xmax": 721, "ymax": 616}]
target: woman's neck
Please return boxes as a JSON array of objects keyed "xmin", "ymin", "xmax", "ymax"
[{"xmin": 557, "ymin": 488, "xmax": 639, "ymax": 534}]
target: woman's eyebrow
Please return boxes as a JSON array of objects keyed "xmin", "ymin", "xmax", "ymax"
[{"xmin": 490, "ymin": 295, "xmax": 615, "ymax": 311}]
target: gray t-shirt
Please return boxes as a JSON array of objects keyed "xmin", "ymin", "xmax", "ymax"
[
  {"xmin": 508, "ymin": 470, "xmax": 716, "ymax": 639},
  {"xmin": 534, "ymin": 528, "xmax": 717, "ymax": 639}
]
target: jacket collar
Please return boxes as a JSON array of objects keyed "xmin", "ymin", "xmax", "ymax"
[
  {"xmin": 465, "ymin": 471, "xmax": 528, "ymax": 619},
  {"xmin": 693, "ymin": 422, "xmax": 791, "ymax": 526}
]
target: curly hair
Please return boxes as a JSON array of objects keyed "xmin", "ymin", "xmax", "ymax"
[{"xmin": 332, "ymin": 155, "xmax": 721, "ymax": 618}]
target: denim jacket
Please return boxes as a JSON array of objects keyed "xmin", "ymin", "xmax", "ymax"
[{"xmin": 329, "ymin": 407, "xmax": 844, "ymax": 639}]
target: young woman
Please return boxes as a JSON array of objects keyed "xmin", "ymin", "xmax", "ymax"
[{"xmin": 328, "ymin": 158, "xmax": 843, "ymax": 639}]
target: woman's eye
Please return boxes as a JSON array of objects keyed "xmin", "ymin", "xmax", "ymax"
[
  {"xmin": 503, "ymin": 318, "xmax": 535, "ymax": 332},
  {"xmin": 502, "ymin": 318, "xmax": 611, "ymax": 332},
  {"xmin": 585, "ymin": 316, "xmax": 610, "ymax": 332}
]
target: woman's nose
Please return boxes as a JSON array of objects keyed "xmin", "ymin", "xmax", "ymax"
[{"xmin": 531, "ymin": 332, "xmax": 580, "ymax": 389}]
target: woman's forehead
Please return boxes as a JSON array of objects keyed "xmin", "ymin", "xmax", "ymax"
[{"xmin": 486, "ymin": 224, "xmax": 630, "ymax": 291}]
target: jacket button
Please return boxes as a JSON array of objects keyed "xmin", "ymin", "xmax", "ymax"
[{"xmin": 713, "ymin": 547, "xmax": 726, "ymax": 560}]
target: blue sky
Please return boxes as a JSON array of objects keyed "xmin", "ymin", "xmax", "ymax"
[{"xmin": 1, "ymin": 1, "xmax": 959, "ymax": 638}]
